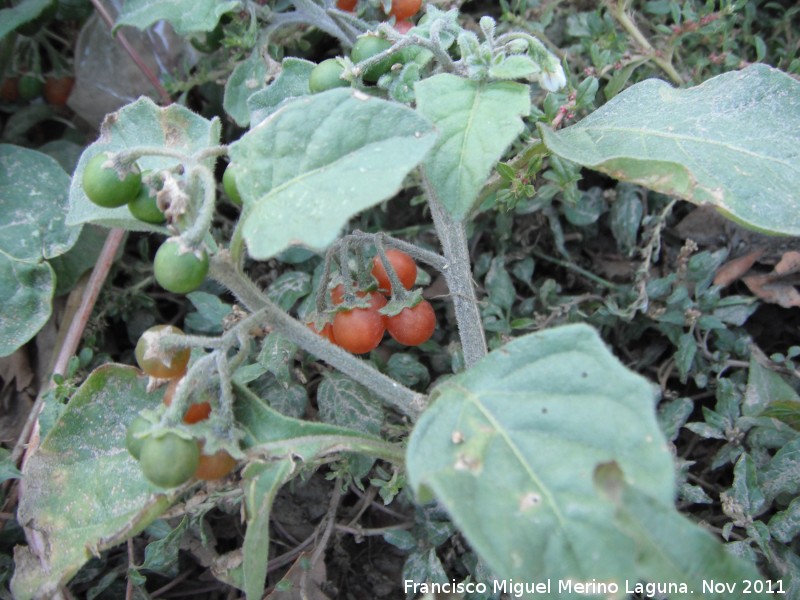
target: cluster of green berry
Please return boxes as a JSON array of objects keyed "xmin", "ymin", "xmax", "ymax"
[
  {"xmin": 126, "ymin": 325, "xmax": 236, "ymax": 488},
  {"xmin": 82, "ymin": 153, "xmax": 209, "ymax": 294}
]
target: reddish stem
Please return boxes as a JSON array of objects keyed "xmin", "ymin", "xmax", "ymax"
[{"xmin": 89, "ymin": 0, "xmax": 172, "ymax": 105}]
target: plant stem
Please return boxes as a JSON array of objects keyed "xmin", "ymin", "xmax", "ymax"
[
  {"xmin": 422, "ymin": 172, "xmax": 488, "ymax": 368},
  {"xmin": 89, "ymin": 0, "xmax": 172, "ymax": 105},
  {"xmin": 209, "ymin": 254, "xmax": 427, "ymax": 419},
  {"xmin": 608, "ymin": 0, "xmax": 683, "ymax": 85}
]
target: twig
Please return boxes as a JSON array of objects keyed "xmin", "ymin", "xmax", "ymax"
[
  {"xmin": 12, "ymin": 228, "xmax": 126, "ymax": 465},
  {"xmin": 607, "ymin": 0, "xmax": 684, "ymax": 85},
  {"xmin": 301, "ymin": 481, "xmax": 342, "ymax": 598}
]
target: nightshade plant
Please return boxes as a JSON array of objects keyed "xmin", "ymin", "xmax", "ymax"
[{"xmin": 2, "ymin": 1, "xmax": 799, "ymax": 598}]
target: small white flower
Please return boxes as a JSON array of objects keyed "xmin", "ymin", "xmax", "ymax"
[{"xmin": 540, "ymin": 64, "xmax": 567, "ymax": 92}]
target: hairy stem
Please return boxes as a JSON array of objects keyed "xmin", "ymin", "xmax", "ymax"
[
  {"xmin": 422, "ymin": 171, "xmax": 488, "ymax": 368},
  {"xmin": 209, "ymin": 255, "xmax": 427, "ymax": 419},
  {"xmin": 608, "ymin": 0, "xmax": 683, "ymax": 85}
]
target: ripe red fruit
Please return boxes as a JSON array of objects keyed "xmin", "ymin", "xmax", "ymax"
[
  {"xmin": 386, "ymin": 299, "xmax": 436, "ymax": 346},
  {"xmin": 332, "ymin": 307, "xmax": 385, "ymax": 354},
  {"xmin": 308, "ymin": 321, "xmax": 337, "ymax": 344},
  {"xmin": 195, "ymin": 447, "xmax": 237, "ymax": 480},
  {"xmin": 371, "ymin": 249, "xmax": 417, "ymax": 293},
  {"xmin": 0, "ymin": 78, "xmax": 19, "ymax": 103},
  {"xmin": 331, "ymin": 284, "xmax": 388, "ymax": 313},
  {"xmin": 393, "ymin": 20, "xmax": 414, "ymax": 34},
  {"xmin": 135, "ymin": 325, "xmax": 190, "ymax": 379},
  {"xmin": 163, "ymin": 379, "xmax": 212, "ymax": 424},
  {"xmin": 43, "ymin": 76, "xmax": 75, "ymax": 106},
  {"xmin": 386, "ymin": 0, "xmax": 422, "ymax": 21}
]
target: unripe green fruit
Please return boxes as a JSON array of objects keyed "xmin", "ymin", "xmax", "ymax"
[
  {"xmin": 153, "ymin": 239, "xmax": 209, "ymax": 294},
  {"xmin": 82, "ymin": 153, "xmax": 142, "ymax": 208},
  {"xmin": 128, "ymin": 178, "xmax": 165, "ymax": 224},
  {"xmin": 309, "ymin": 59, "xmax": 349, "ymax": 93},
  {"xmin": 351, "ymin": 36, "xmax": 394, "ymax": 82},
  {"xmin": 125, "ymin": 416, "xmax": 151, "ymax": 460},
  {"xmin": 18, "ymin": 74, "xmax": 43, "ymax": 100},
  {"xmin": 223, "ymin": 163, "xmax": 242, "ymax": 206},
  {"xmin": 139, "ymin": 433, "xmax": 200, "ymax": 488}
]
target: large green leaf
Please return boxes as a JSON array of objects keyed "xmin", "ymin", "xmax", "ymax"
[
  {"xmin": 406, "ymin": 324, "xmax": 675, "ymax": 594},
  {"xmin": 248, "ymin": 57, "xmax": 316, "ymax": 127},
  {"xmin": 115, "ymin": 0, "xmax": 239, "ymax": 35},
  {"xmin": 11, "ymin": 366, "xmax": 176, "ymax": 600},
  {"xmin": 0, "ymin": 144, "xmax": 78, "ymax": 356},
  {"xmin": 66, "ymin": 97, "xmax": 221, "ymax": 231},
  {"xmin": 230, "ymin": 89, "xmax": 437, "ymax": 259},
  {"xmin": 540, "ymin": 64, "xmax": 800, "ymax": 236},
  {"xmin": 594, "ymin": 463, "xmax": 768, "ymax": 600},
  {"xmin": 415, "ymin": 74, "xmax": 530, "ymax": 222},
  {"xmin": 224, "ymin": 52, "xmax": 269, "ymax": 128}
]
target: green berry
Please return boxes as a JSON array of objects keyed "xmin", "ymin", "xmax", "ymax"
[{"xmin": 82, "ymin": 152, "xmax": 142, "ymax": 209}]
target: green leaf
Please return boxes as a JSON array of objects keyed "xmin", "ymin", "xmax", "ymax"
[
  {"xmin": 50, "ymin": 225, "xmax": 107, "ymax": 297},
  {"xmin": 0, "ymin": 144, "xmax": 77, "ymax": 357},
  {"xmin": 761, "ymin": 437, "xmax": 800, "ymax": 503},
  {"xmin": 540, "ymin": 65, "xmax": 800, "ymax": 236},
  {"xmin": 406, "ymin": 323, "xmax": 674, "ymax": 589},
  {"xmin": 657, "ymin": 397, "xmax": 694, "ymax": 442},
  {"xmin": 66, "ymin": 97, "xmax": 221, "ymax": 231},
  {"xmin": 594, "ymin": 462, "xmax": 769, "ymax": 600},
  {"xmin": 0, "ymin": 447, "xmax": 21, "ymax": 484},
  {"xmin": 416, "ymin": 74, "xmax": 530, "ymax": 221},
  {"xmin": 0, "ymin": 0, "xmax": 52, "ymax": 40},
  {"xmin": 485, "ymin": 257, "xmax": 515, "ymax": 313},
  {"xmin": 115, "ymin": 0, "xmax": 239, "ymax": 35},
  {"xmin": 317, "ymin": 372, "xmax": 383, "ymax": 436},
  {"xmin": 258, "ymin": 332, "xmax": 297, "ymax": 387},
  {"xmin": 266, "ymin": 271, "xmax": 311, "ymax": 311},
  {"xmin": 224, "ymin": 53, "xmax": 269, "ymax": 128},
  {"xmin": 745, "ymin": 355, "xmax": 800, "ymax": 417},
  {"xmin": 488, "ymin": 55, "xmax": 540, "ymax": 80},
  {"xmin": 769, "ymin": 496, "xmax": 800, "ymax": 543},
  {"xmin": 11, "ymin": 366, "xmax": 176, "ymax": 600},
  {"xmin": 609, "ymin": 184, "xmax": 642, "ymax": 256},
  {"xmin": 248, "ymin": 57, "xmax": 316, "ymax": 127},
  {"xmin": 603, "ymin": 60, "xmax": 645, "ymax": 100},
  {"xmin": 242, "ymin": 459, "xmax": 294, "ymax": 600},
  {"xmin": 724, "ymin": 454, "xmax": 766, "ymax": 519},
  {"xmin": 562, "ymin": 187, "xmax": 605, "ymax": 226},
  {"xmin": 140, "ymin": 517, "xmax": 188, "ymax": 576},
  {"xmin": 0, "ymin": 145, "xmax": 77, "ymax": 261},
  {"xmin": 231, "ymin": 89, "xmax": 437, "ymax": 259},
  {"xmin": 185, "ymin": 291, "xmax": 232, "ymax": 335},
  {"xmin": 761, "ymin": 400, "xmax": 800, "ymax": 431},
  {"xmin": 0, "ymin": 255, "xmax": 54, "ymax": 359},
  {"xmin": 233, "ymin": 383, "xmax": 402, "ymax": 464},
  {"xmin": 385, "ymin": 353, "xmax": 430, "ymax": 389},
  {"xmin": 675, "ymin": 332, "xmax": 697, "ymax": 384}
]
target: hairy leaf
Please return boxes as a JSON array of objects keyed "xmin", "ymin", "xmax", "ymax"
[
  {"xmin": 66, "ymin": 97, "xmax": 221, "ymax": 231},
  {"xmin": 11, "ymin": 366, "xmax": 176, "ymax": 599},
  {"xmin": 0, "ymin": 145, "xmax": 76, "ymax": 356},
  {"xmin": 540, "ymin": 65, "xmax": 800, "ymax": 236},
  {"xmin": 231, "ymin": 89, "xmax": 436, "ymax": 259},
  {"xmin": 416, "ymin": 74, "xmax": 530, "ymax": 221},
  {"xmin": 115, "ymin": 0, "xmax": 239, "ymax": 35},
  {"xmin": 407, "ymin": 324, "xmax": 674, "ymax": 589}
]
